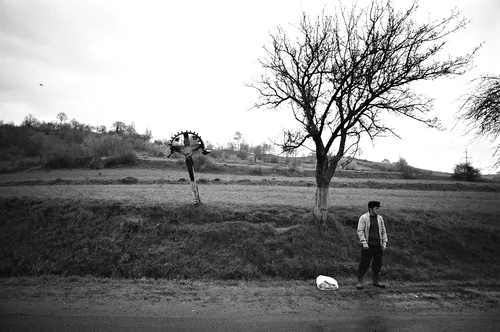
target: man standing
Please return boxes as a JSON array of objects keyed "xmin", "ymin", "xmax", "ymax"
[{"xmin": 356, "ymin": 201, "xmax": 388, "ymax": 289}]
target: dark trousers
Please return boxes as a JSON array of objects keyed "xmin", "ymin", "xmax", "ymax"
[{"xmin": 358, "ymin": 245, "xmax": 383, "ymax": 275}]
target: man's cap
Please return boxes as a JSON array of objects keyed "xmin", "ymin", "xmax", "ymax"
[{"xmin": 368, "ymin": 201, "xmax": 381, "ymax": 209}]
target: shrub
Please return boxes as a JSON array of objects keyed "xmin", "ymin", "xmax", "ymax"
[
  {"xmin": 130, "ymin": 138, "xmax": 148, "ymax": 151},
  {"xmin": 88, "ymin": 156, "xmax": 102, "ymax": 169},
  {"xmin": 103, "ymin": 153, "xmax": 137, "ymax": 168},
  {"xmin": 0, "ymin": 157, "xmax": 41, "ymax": 173},
  {"xmin": 193, "ymin": 154, "xmax": 220, "ymax": 172},
  {"xmin": 84, "ymin": 134, "xmax": 134, "ymax": 159},
  {"xmin": 62, "ymin": 129, "xmax": 87, "ymax": 145},
  {"xmin": 250, "ymin": 166, "xmax": 264, "ymax": 175},
  {"xmin": 0, "ymin": 146, "xmax": 24, "ymax": 161},
  {"xmin": 269, "ymin": 155, "xmax": 279, "ymax": 163},
  {"xmin": 287, "ymin": 159, "xmax": 302, "ymax": 173},
  {"xmin": 452, "ymin": 163, "xmax": 481, "ymax": 182},
  {"xmin": 42, "ymin": 141, "xmax": 91, "ymax": 169},
  {"xmin": 396, "ymin": 157, "xmax": 417, "ymax": 179},
  {"xmin": 237, "ymin": 150, "xmax": 249, "ymax": 160},
  {"xmin": 369, "ymin": 161, "xmax": 397, "ymax": 172},
  {"xmin": 208, "ymin": 149, "xmax": 223, "ymax": 159},
  {"xmin": 0, "ymin": 125, "xmax": 42, "ymax": 158},
  {"xmin": 344, "ymin": 160, "xmax": 358, "ymax": 170},
  {"xmin": 119, "ymin": 176, "xmax": 139, "ymax": 184},
  {"xmin": 145, "ymin": 142, "xmax": 167, "ymax": 157}
]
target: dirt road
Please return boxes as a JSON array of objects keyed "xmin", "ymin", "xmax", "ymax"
[{"xmin": 1, "ymin": 277, "xmax": 499, "ymax": 331}]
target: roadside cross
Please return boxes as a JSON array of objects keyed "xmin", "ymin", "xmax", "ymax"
[{"xmin": 167, "ymin": 131, "xmax": 210, "ymax": 204}]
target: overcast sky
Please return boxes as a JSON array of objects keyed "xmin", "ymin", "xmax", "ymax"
[{"xmin": 1, "ymin": 0, "xmax": 499, "ymax": 173}]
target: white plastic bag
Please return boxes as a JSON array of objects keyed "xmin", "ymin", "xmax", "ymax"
[{"xmin": 316, "ymin": 275, "xmax": 339, "ymax": 291}]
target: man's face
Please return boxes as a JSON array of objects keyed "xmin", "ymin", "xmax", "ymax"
[{"xmin": 370, "ymin": 207, "xmax": 380, "ymax": 216}]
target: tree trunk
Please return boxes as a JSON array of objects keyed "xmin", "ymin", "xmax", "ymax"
[
  {"xmin": 313, "ymin": 150, "xmax": 338, "ymax": 225},
  {"xmin": 313, "ymin": 152, "xmax": 331, "ymax": 224},
  {"xmin": 313, "ymin": 182, "xmax": 329, "ymax": 224}
]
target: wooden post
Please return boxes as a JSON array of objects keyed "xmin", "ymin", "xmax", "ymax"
[
  {"xmin": 185, "ymin": 155, "xmax": 201, "ymax": 204},
  {"xmin": 183, "ymin": 132, "xmax": 201, "ymax": 204}
]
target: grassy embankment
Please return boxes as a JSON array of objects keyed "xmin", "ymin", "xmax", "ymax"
[{"xmin": 1, "ymin": 164, "xmax": 499, "ymax": 283}]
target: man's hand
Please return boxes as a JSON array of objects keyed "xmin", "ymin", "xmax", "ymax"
[{"xmin": 362, "ymin": 243, "xmax": 369, "ymax": 250}]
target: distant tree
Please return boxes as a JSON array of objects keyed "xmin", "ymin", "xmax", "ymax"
[
  {"xmin": 96, "ymin": 125, "xmax": 107, "ymax": 134},
  {"xmin": 396, "ymin": 157, "xmax": 416, "ymax": 179},
  {"xmin": 453, "ymin": 162, "xmax": 481, "ymax": 182},
  {"xmin": 253, "ymin": 142, "xmax": 274, "ymax": 162},
  {"xmin": 125, "ymin": 123, "xmax": 137, "ymax": 136},
  {"xmin": 262, "ymin": 143, "xmax": 273, "ymax": 155},
  {"xmin": 143, "ymin": 128, "xmax": 153, "ymax": 142},
  {"xmin": 237, "ymin": 150, "xmax": 249, "ymax": 160},
  {"xmin": 41, "ymin": 121, "xmax": 58, "ymax": 132},
  {"xmin": 457, "ymin": 75, "xmax": 500, "ymax": 168},
  {"xmin": 70, "ymin": 118, "xmax": 83, "ymax": 130},
  {"xmin": 22, "ymin": 114, "xmax": 39, "ymax": 127},
  {"xmin": 112, "ymin": 121, "xmax": 126, "ymax": 134},
  {"xmin": 56, "ymin": 112, "xmax": 68, "ymax": 125},
  {"xmin": 237, "ymin": 142, "xmax": 250, "ymax": 160},
  {"xmin": 240, "ymin": 142, "xmax": 250, "ymax": 153},
  {"xmin": 233, "ymin": 131, "xmax": 242, "ymax": 150},
  {"xmin": 248, "ymin": 0, "xmax": 477, "ymax": 223},
  {"xmin": 253, "ymin": 145, "xmax": 263, "ymax": 160},
  {"xmin": 226, "ymin": 141, "xmax": 236, "ymax": 152}
]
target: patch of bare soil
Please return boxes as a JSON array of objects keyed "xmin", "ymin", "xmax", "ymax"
[
  {"xmin": 1, "ymin": 277, "xmax": 499, "ymax": 331},
  {"xmin": 1, "ymin": 277, "xmax": 499, "ymax": 318}
]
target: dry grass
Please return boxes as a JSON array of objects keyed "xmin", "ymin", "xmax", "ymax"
[
  {"xmin": 1, "ymin": 194, "xmax": 499, "ymax": 281},
  {"xmin": 0, "ymin": 184, "xmax": 497, "ymax": 215},
  {"xmin": 1, "ymin": 165, "xmax": 499, "ymax": 282}
]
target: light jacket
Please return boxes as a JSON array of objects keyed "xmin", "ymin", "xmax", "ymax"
[{"xmin": 357, "ymin": 212, "xmax": 388, "ymax": 248}]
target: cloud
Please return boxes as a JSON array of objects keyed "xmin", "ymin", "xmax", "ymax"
[{"xmin": 1, "ymin": 0, "xmax": 498, "ymax": 171}]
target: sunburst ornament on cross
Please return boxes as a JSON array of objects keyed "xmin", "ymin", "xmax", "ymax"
[{"xmin": 167, "ymin": 131, "xmax": 210, "ymax": 204}]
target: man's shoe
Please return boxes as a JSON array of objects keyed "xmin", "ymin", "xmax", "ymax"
[
  {"xmin": 372, "ymin": 280, "xmax": 386, "ymax": 288},
  {"xmin": 372, "ymin": 274, "xmax": 386, "ymax": 288},
  {"xmin": 356, "ymin": 273, "xmax": 364, "ymax": 290}
]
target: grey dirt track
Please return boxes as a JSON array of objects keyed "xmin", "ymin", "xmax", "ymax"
[
  {"xmin": 1, "ymin": 311, "xmax": 499, "ymax": 332},
  {"xmin": 1, "ymin": 278, "xmax": 499, "ymax": 332}
]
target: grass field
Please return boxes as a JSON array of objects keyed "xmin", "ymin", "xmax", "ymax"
[
  {"xmin": 0, "ymin": 184, "xmax": 497, "ymax": 215},
  {"xmin": 1, "ymin": 162, "xmax": 499, "ymax": 283}
]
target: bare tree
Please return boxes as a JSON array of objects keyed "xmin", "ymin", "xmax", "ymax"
[
  {"xmin": 248, "ymin": 0, "xmax": 477, "ymax": 224},
  {"xmin": 56, "ymin": 112, "xmax": 68, "ymax": 126},
  {"xmin": 233, "ymin": 131, "xmax": 243, "ymax": 150},
  {"xmin": 457, "ymin": 75, "xmax": 500, "ymax": 168}
]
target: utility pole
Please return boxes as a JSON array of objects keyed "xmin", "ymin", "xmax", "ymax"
[{"xmin": 461, "ymin": 149, "xmax": 473, "ymax": 164}]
